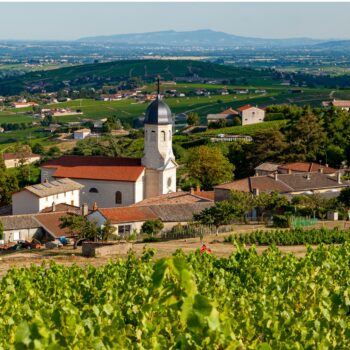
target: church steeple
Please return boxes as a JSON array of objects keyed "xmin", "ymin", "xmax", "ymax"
[{"xmin": 142, "ymin": 75, "xmax": 177, "ymax": 198}]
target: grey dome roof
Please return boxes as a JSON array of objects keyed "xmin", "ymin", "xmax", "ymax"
[{"xmin": 144, "ymin": 98, "xmax": 172, "ymax": 125}]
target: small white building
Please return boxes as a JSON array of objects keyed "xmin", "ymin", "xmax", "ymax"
[
  {"xmin": 2, "ymin": 153, "xmax": 40, "ymax": 169},
  {"xmin": 238, "ymin": 105, "xmax": 265, "ymax": 126},
  {"xmin": 11, "ymin": 102, "xmax": 38, "ymax": 108},
  {"xmin": 12, "ymin": 178, "xmax": 83, "ymax": 215},
  {"xmin": 74, "ymin": 128, "xmax": 91, "ymax": 140}
]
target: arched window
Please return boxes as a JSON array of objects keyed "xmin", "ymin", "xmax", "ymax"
[
  {"xmin": 115, "ymin": 191, "xmax": 122, "ymax": 204},
  {"xmin": 151, "ymin": 130, "xmax": 156, "ymax": 141},
  {"xmin": 89, "ymin": 188, "xmax": 99, "ymax": 193},
  {"xmin": 161, "ymin": 130, "xmax": 166, "ymax": 141}
]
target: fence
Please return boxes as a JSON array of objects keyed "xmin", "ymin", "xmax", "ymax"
[
  {"xmin": 291, "ymin": 216, "xmax": 318, "ymax": 228},
  {"xmin": 160, "ymin": 223, "xmax": 237, "ymax": 241}
]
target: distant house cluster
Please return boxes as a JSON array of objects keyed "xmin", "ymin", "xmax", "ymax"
[{"xmin": 207, "ymin": 104, "xmax": 265, "ymax": 126}]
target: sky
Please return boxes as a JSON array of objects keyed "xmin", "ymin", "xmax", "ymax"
[{"xmin": 0, "ymin": 2, "xmax": 350, "ymax": 41}]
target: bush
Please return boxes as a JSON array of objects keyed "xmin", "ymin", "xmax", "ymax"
[
  {"xmin": 142, "ymin": 236, "xmax": 161, "ymax": 243},
  {"xmin": 141, "ymin": 219, "xmax": 164, "ymax": 236},
  {"xmin": 273, "ymin": 215, "xmax": 291, "ymax": 228},
  {"xmin": 225, "ymin": 226, "xmax": 350, "ymax": 246}
]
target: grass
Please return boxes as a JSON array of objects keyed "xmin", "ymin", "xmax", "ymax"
[{"xmin": 202, "ymin": 120, "xmax": 287, "ymax": 136}]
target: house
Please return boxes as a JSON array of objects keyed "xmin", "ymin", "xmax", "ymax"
[
  {"xmin": 238, "ymin": 105, "xmax": 265, "ymax": 126},
  {"xmin": 0, "ymin": 209, "xmax": 84, "ymax": 243},
  {"xmin": 278, "ymin": 162, "xmax": 337, "ymax": 175},
  {"xmin": 2, "ymin": 153, "xmax": 40, "ymax": 169},
  {"xmin": 0, "ymin": 214, "xmax": 42, "ymax": 243},
  {"xmin": 207, "ymin": 108, "xmax": 239, "ymax": 126},
  {"xmin": 0, "ymin": 127, "xmax": 4, "ymax": 133},
  {"xmin": 11, "ymin": 102, "xmax": 38, "ymax": 108},
  {"xmin": 12, "ymin": 178, "xmax": 83, "ymax": 215},
  {"xmin": 322, "ymin": 99, "xmax": 350, "ymax": 112},
  {"xmin": 214, "ymin": 172, "xmax": 349, "ymax": 202},
  {"xmin": 88, "ymin": 202, "xmax": 213, "ymax": 237},
  {"xmin": 41, "ymin": 86, "xmax": 177, "ymax": 209},
  {"xmin": 255, "ymin": 162, "xmax": 338, "ymax": 176},
  {"xmin": 74, "ymin": 128, "xmax": 91, "ymax": 140}
]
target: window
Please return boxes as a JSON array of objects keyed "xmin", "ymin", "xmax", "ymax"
[
  {"xmin": 151, "ymin": 130, "xmax": 156, "ymax": 141},
  {"xmin": 13, "ymin": 231, "xmax": 20, "ymax": 241},
  {"xmin": 161, "ymin": 130, "xmax": 166, "ymax": 141},
  {"xmin": 167, "ymin": 177, "xmax": 172, "ymax": 187},
  {"xmin": 115, "ymin": 191, "xmax": 122, "ymax": 204},
  {"xmin": 118, "ymin": 225, "xmax": 131, "ymax": 237},
  {"xmin": 89, "ymin": 188, "xmax": 99, "ymax": 193}
]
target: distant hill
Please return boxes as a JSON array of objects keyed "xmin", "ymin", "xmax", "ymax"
[
  {"xmin": 78, "ymin": 29, "xmax": 326, "ymax": 48},
  {"xmin": 314, "ymin": 39, "xmax": 350, "ymax": 50},
  {"xmin": 0, "ymin": 59, "xmax": 279, "ymax": 95}
]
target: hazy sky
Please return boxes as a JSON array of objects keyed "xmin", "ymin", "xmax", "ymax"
[{"xmin": 1, "ymin": 2, "xmax": 350, "ymax": 41}]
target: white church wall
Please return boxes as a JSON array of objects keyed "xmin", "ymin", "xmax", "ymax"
[{"xmin": 79, "ymin": 179, "xmax": 138, "ymax": 208}]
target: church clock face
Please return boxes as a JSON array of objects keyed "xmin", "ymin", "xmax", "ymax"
[{"xmin": 167, "ymin": 176, "xmax": 172, "ymax": 187}]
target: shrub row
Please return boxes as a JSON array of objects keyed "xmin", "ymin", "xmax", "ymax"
[{"xmin": 224, "ymin": 227, "xmax": 350, "ymax": 245}]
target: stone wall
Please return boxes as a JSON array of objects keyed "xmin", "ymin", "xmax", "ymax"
[{"xmin": 82, "ymin": 241, "xmax": 133, "ymax": 257}]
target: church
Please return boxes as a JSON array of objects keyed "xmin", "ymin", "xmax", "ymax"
[{"xmin": 40, "ymin": 82, "xmax": 177, "ymax": 209}]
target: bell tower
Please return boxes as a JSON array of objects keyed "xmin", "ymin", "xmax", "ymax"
[{"xmin": 141, "ymin": 76, "xmax": 177, "ymax": 198}]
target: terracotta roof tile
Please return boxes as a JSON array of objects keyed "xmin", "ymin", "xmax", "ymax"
[
  {"xmin": 34, "ymin": 212, "xmax": 76, "ymax": 238},
  {"xmin": 42, "ymin": 156, "xmax": 145, "ymax": 182},
  {"xmin": 192, "ymin": 191, "xmax": 215, "ymax": 201},
  {"xmin": 98, "ymin": 207, "xmax": 158, "ymax": 224},
  {"xmin": 278, "ymin": 162, "xmax": 337, "ymax": 174}
]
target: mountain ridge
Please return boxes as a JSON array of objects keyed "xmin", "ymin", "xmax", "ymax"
[{"xmin": 77, "ymin": 29, "xmax": 329, "ymax": 48}]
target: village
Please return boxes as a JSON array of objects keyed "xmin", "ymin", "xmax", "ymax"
[{"xmin": 1, "ymin": 82, "xmax": 350, "ymax": 263}]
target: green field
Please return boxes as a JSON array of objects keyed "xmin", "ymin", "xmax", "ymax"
[{"xmin": 202, "ymin": 119, "xmax": 287, "ymax": 135}]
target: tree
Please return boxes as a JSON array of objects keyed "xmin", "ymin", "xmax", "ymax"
[
  {"xmin": 101, "ymin": 220, "xmax": 116, "ymax": 241},
  {"xmin": 285, "ymin": 112, "xmax": 326, "ymax": 162},
  {"xmin": 141, "ymin": 219, "xmax": 164, "ymax": 236},
  {"xmin": 0, "ymin": 167, "xmax": 19, "ymax": 207},
  {"xmin": 187, "ymin": 112, "xmax": 200, "ymax": 126},
  {"xmin": 245, "ymin": 128, "xmax": 287, "ymax": 171},
  {"xmin": 253, "ymin": 191, "xmax": 288, "ymax": 222},
  {"xmin": 193, "ymin": 201, "xmax": 236, "ymax": 235},
  {"xmin": 229, "ymin": 190, "xmax": 255, "ymax": 222},
  {"xmin": 32, "ymin": 143, "xmax": 45, "ymax": 155},
  {"xmin": 59, "ymin": 215, "xmax": 99, "ymax": 248},
  {"xmin": 338, "ymin": 187, "xmax": 350, "ymax": 209},
  {"xmin": 187, "ymin": 146, "xmax": 234, "ymax": 190}
]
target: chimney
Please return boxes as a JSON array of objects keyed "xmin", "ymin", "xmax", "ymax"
[
  {"xmin": 177, "ymin": 187, "xmax": 182, "ymax": 192},
  {"xmin": 252, "ymin": 188, "xmax": 260, "ymax": 196},
  {"xmin": 52, "ymin": 202, "xmax": 56, "ymax": 212},
  {"xmin": 190, "ymin": 187, "xmax": 194, "ymax": 194},
  {"xmin": 318, "ymin": 167, "xmax": 323, "ymax": 173},
  {"xmin": 288, "ymin": 169, "xmax": 292, "ymax": 175},
  {"xmin": 306, "ymin": 173, "xmax": 311, "ymax": 180},
  {"xmin": 92, "ymin": 202, "xmax": 98, "ymax": 211},
  {"xmin": 81, "ymin": 203, "xmax": 89, "ymax": 216},
  {"xmin": 196, "ymin": 185, "xmax": 201, "ymax": 192},
  {"xmin": 337, "ymin": 172, "xmax": 342, "ymax": 184},
  {"xmin": 274, "ymin": 172, "xmax": 278, "ymax": 181}
]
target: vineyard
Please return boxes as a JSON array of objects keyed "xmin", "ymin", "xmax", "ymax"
[
  {"xmin": 1, "ymin": 244, "xmax": 350, "ymax": 348},
  {"xmin": 225, "ymin": 226, "xmax": 350, "ymax": 245}
]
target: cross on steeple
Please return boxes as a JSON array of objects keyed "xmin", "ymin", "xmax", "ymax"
[{"xmin": 156, "ymin": 74, "xmax": 160, "ymax": 97}]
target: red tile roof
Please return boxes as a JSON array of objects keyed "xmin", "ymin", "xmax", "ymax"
[
  {"xmin": 278, "ymin": 162, "xmax": 337, "ymax": 174},
  {"xmin": 221, "ymin": 108, "xmax": 239, "ymax": 115},
  {"xmin": 42, "ymin": 156, "xmax": 145, "ymax": 182},
  {"xmin": 98, "ymin": 207, "xmax": 158, "ymax": 224},
  {"xmin": 237, "ymin": 104, "xmax": 253, "ymax": 112},
  {"xmin": 34, "ymin": 212, "xmax": 76, "ymax": 238},
  {"xmin": 192, "ymin": 190, "xmax": 215, "ymax": 201}
]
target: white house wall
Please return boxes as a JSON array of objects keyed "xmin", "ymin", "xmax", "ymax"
[
  {"xmin": 3, "ymin": 228, "xmax": 42, "ymax": 243},
  {"xmin": 241, "ymin": 107, "xmax": 265, "ymax": 126}
]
